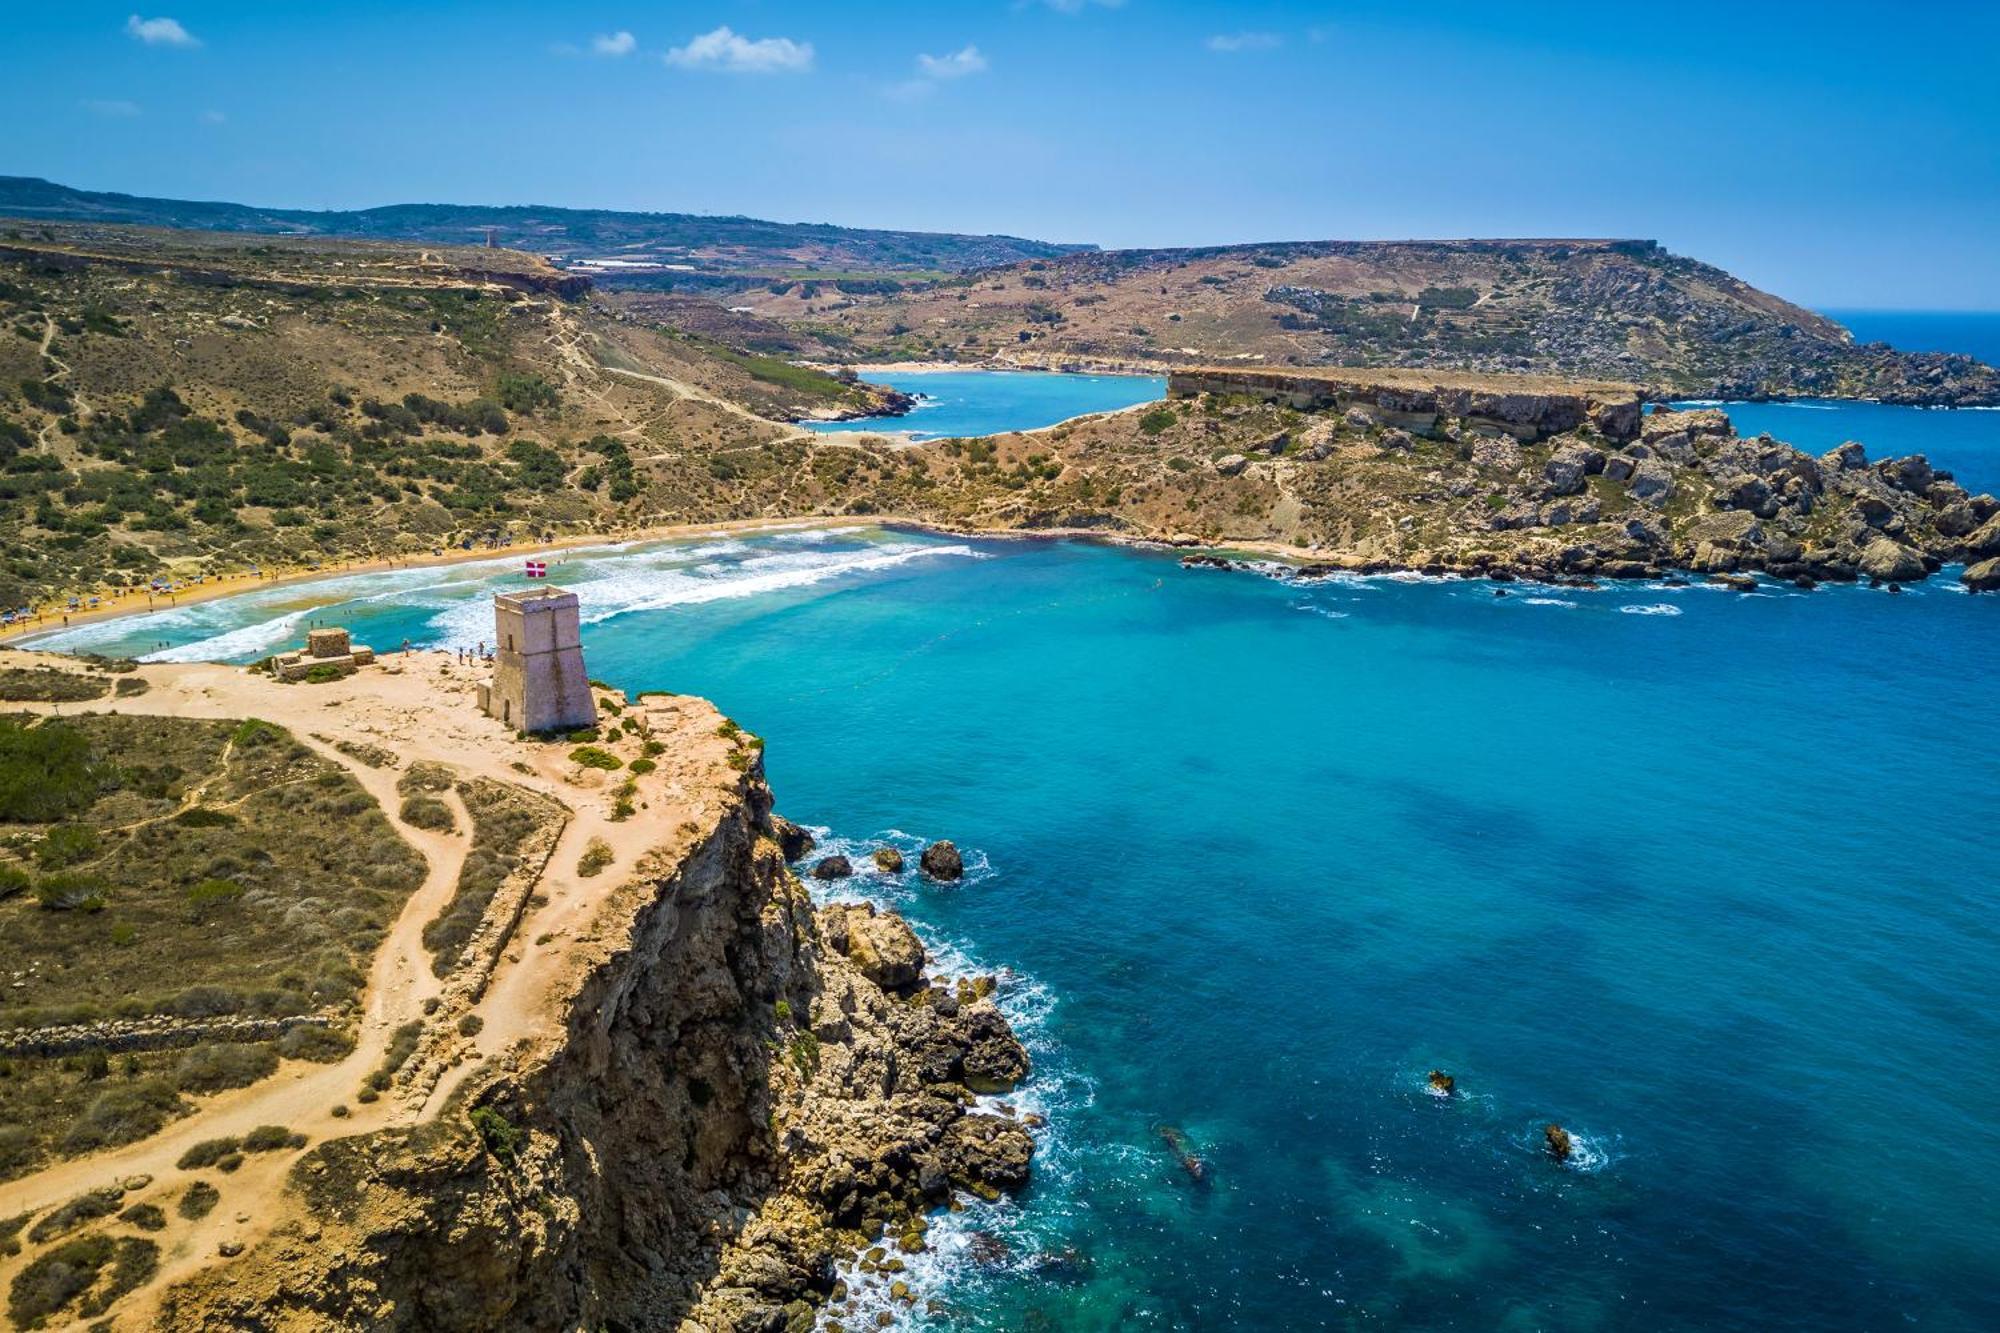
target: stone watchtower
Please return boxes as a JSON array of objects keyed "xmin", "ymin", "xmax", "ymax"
[{"xmin": 478, "ymin": 587, "xmax": 596, "ymax": 734}]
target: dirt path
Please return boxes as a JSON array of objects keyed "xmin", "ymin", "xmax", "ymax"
[{"xmin": 0, "ymin": 649, "xmax": 728, "ymax": 1324}]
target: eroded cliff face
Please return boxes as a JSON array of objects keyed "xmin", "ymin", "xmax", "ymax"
[{"xmin": 154, "ymin": 759, "xmax": 1032, "ymax": 1332}]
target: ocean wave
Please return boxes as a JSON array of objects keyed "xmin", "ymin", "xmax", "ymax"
[
  {"xmin": 1521, "ymin": 597, "xmax": 1578, "ymax": 608},
  {"xmin": 426, "ymin": 541, "xmax": 983, "ymax": 646},
  {"xmin": 139, "ymin": 606, "xmax": 323, "ymax": 663},
  {"xmin": 1292, "ymin": 602, "xmax": 1350, "ymax": 620},
  {"xmin": 1619, "ymin": 604, "xmax": 1683, "ymax": 616},
  {"xmin": 797, "ymin": 826, "xmax": 1090, "ymax": 1331}
]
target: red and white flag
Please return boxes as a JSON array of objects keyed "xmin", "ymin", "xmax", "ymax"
[{"xmin": 525, "ymin": 559, "xmax": 547, "ymax": 579}]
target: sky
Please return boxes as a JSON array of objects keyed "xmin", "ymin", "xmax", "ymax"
[{"xmin": 4, "ymin": 1, "xmax": 1998, "ymax": 309}]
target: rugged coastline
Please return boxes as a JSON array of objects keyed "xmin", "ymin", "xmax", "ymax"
[{"xmin": 0, "ymin": 654, "xmax": 1035, "ymax": 1329}]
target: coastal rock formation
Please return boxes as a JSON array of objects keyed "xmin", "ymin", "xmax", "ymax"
[
  {"xmin": 822, "ymin": 901, "xmax": 926, "ymax": 991},
  {"xmin": 770, "ymin": 814, "xmax": 816, "ymax": 862},
  {"xmin": 812, "ymin": 854, "xmax": 854, "ymax": 880},
  {"xmin": 1545, "ymin": 1124, "xmax": 1574, "ymax": 1162},
  {"xmin": 920, "ymin": 841, "xmax": 966, "ymax": 882},
  {"xmin": 154, "ymin": 754, "xmax": 1032, "ymax": 1332},
  {"xmin": 872, "ymin": 846, "xmax": 905, "ymax": 873},
  {"xmin": 1964, "ymin": 557, "xmax": 2000, "ymax": 592}
]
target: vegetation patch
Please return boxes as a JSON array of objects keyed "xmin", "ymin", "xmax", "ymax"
[
  {"xmin": 567, "ymin": 744, "xmax": 621, "ymax": 770},
  {"xmin": 175, "ymin": 1181, "xmax": 218, "ymax": 1221},
  {"xmin": 0, "ymin": 669, "xmax": 107, "ymax": 703},
  {"xmin": 398, "ymin": 794, "xmax": 455, "ymax": 832},
  {"xmin": 7, "ymin": 1232, "xmax": 158, "ymax": 1327},
  {"xmin": 420, "ymin": 779, "xmax": 561, "ymax": 977}
]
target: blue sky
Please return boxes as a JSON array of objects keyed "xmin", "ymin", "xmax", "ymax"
[{"xmin": 5, "ymin": 2, "xmax": 1998, "ymax": 308}]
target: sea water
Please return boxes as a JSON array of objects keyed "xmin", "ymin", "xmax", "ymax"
[
  {"xmin": 25, "ymin": 404, "xmax": 2000, "ymax": 1330},
  {"xmin": 801, "ymin": 370, "xmax": 1165, "ymax": 440}
]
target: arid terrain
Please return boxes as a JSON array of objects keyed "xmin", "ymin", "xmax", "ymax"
[{"xmin": 0, "ymin": 647, "xmax": 1032, "ymax": 1329}]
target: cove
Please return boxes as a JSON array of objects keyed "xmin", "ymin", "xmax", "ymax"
[
  {"xmin": 28, "ymin": 523, "xmax": 2000, "ymax": 1330},
  {"xmin": 803, "ymin": 369, "xmax": 1166, "ymax": 440}
]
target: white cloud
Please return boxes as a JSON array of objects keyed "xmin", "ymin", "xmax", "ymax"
[
  {"xmin": 592, "ymin": 30, "xmax": 636, "ymax": 57},
  {"xmin": 665, "ymin": 26, "xmax": 813, "ymax": 74},
  {"xmin": 1036, "ymin": 0, "xmax": 1125, "ymax": 11},
  {"xmin": 917, "ymin": 46, "xmax": 987, "ymax": 80},
  {"xmin": 83, "ymin": 99, "xmax": 142, "ymax": 117},
  {"xmin": 1206, "ymin": 31, "xmax": 1282, "ymax": 53},
  {"xmin": 125, "ymin": 14, "xmax": 198, "ymax": 48},
  {"xmin": 200, "ymin": 109, "xmax": 226, "ymax": 124}
]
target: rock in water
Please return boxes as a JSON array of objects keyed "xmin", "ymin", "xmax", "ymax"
[
  {"xmin": 1963, "ymin": 556, "xmax": 2000, "ymax": 592},
  {"xmin": 811, "ymin": 855, "xmax": 853, "ymax": 881},
  {"xmin": 822, "ymin": 902, "xmax": 926, "ymax": 989},
  {"xmin": 1859, "ymin": 538, "xmax": 1925, "ymax": 584},
  {"xmin": 873, "ymin": 846, "xmax": 905, "ymax": 873},
  {"xmin": 920, "ymin": 841, "xmax": 964, "ymax": 882},
  {"xmin": 1156, "ymin": 1124, "xmax": 1210, "ymax": 1185},
  {"xmin": 1545, "ymin": 1123, "xmax": 1574, "ymax": 1162},
  {"xmin": 1427, "ymin": 1070, "xmax": 1456, "ymax": 1097},
  {"xmin": 770, "ymin": 815, "xmax": 816, "ymax": 861}
]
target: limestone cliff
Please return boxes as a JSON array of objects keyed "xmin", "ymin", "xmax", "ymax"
[{"xmin": 153, "ymin": 754, "xmax": 1032, "ymax": 1332}]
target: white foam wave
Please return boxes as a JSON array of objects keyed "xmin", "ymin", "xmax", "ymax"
[
  {"xmin": 140, "ymin": 606, "xmax": 321, "ymax": 663},
  {"xmin": 1521, "ymin": 597, "xmax": 1578, "ymax": 608},
  {"xmin": 426, "ymin": 541, "xmax": 983, "ymax": 646},
  {"xmin": 1292, "ymin": 602, "xmax": 1350, "ymax": 620},
  {"xmin": 1619, "ymin": 603, "xmax": 1683, "ymax": 616}
]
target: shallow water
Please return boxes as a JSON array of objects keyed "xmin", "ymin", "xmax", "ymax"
[
  {"xmin": 31, "ymin": 518, "xmax": 2000, "ymax": 1331},
  {"xmin": 801, "ymin": 370, "xmax": 1165, "ymax": 440}
]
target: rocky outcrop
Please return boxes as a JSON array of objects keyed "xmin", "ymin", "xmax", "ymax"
[
  {"xmin": 811, "ymin": 854, "xmax": 853, "ymax": 880},
  {"xmin": 871, "ymin": 847, "xmax": 904, "ymax": 874},
  {"xmin": 155, "ymin": 747, "xmax": 1032, "ymax": 1332},
  {"xmin": 821, "ymin": 902, "xmax": 925, "ymax": 990},
  {"xmin": 1168, "ymin": 367, "xmax": 1644, "ymax": 443},
  {"xmin": 1964, "ymin": 557, "xmax": 2000, "ymax": 592},
  {"xmin": 920, "ymin": 841, "xmax": 965, "ymax": 882}
]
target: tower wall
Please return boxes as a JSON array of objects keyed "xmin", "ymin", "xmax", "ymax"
[{"xmin": 484, "ymin": 588, "xmax": 596, "ymax": 734}]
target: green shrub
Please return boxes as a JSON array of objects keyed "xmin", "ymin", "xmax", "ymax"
[
  {"xmin": 171, "ymin": 1043, "xmax": 278, "ymax": 1095},
  {"xmin": 117, "ymin": 1202, "xmax": 166, "ymax": 1232},
  {"xmin": 175, "ymin": 1181, "xmax": 219, "ymax": 1220},
  {"xmin": 1139, "ymin": 407, "xmax": 1177, "ymax": 435},
  {"xmin": 456, "ymin": 1013, "xmax": 484, "ymax": 1037},
  {"xmin": 184, "ymin": 877, "xmax": 244, "ymax": 919},
  {"xmin": 277, "ymin": 1023, "xmax": 353, "ymax": 1064},
  {"xmin": 34, "ymin": 872, "xmax": 107, "ymax": 912},
  {"xmin": 215, "ymin": 1152, "xmax": 245, "ymax": 1173},
  {"xmin": 175, "ymin": 1137, "xmax": 241, "ymax": 1170},
  {"xmin": 172, "ymin": 806, "xmax": 237, "ymax": 828},
  {"xmin": 567, "ymin": 745, "xmax": 621, "ymax": 770},
  {"xmin": 0, "ymin": 719, "xmax": 106, "ymax": 822},
  {"xmin": 399, "ymin": 795, "xmax": 455, "ymax": 831},
  {"xmin": 576, "ymin": 838, "xmax": 613, "ymax": 878},
  {"xmin": 26, "ymin": 1192, "xmax": 117, "ymax": 1243},
  {"xmin": 0, "ymin": 865, "xmax": 28, "ymax": 902},
  {"xmin": 60, "ymin": 1078, "xmax": 182, "ymax": 1154},
  {"xmin": 7, "ymin": 1233, "xmax": 158, "ymax": 1326},
  {"xmin": 470, "ymin": 1106, "xmax": 523, "ymax": 1165},
  {"xmin": 242, "ymin": 1124, "xmax": 305, "ymax": 1153},
  {"xmin": 626, "ymin": 757, "xmax": 656, "ymax": 776},
  {"xmin": 35, "ymin": 824, "xmax": 99, "ymax": 869}
]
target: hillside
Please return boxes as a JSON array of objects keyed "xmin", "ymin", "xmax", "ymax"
[
  {"xmin": 757, "ymin": 238, "xmax": 2000, "ymax": 405},
  {"xmin": 0, "ymin": 223, "xmax": 919, "ymax": 608},
  {"xmin": 0, "ymin": 177, "xmax": 1091, "ymax": 278},
  {"xmin": 2, "ymin": 221, "xmax": 1995, "ymax": 620}
]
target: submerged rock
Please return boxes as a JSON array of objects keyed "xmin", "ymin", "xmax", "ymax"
[
  {"xmin": 1544, "ymin": 1123, "xmax": 1574, "ymax": 1162},
  {"xmin": 920, "ymin": 841, "xmax": 964, "ymax": 882},
  {"xmin": 812, "ymin": 855, "xmax": 854, "ymax": 881},
  {"xmin": 1156, "ymin": 1124, "xmax": 1210, "ymax": 1186}
]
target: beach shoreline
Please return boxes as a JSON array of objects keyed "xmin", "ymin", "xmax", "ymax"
[{"xmin": 0, "ymin": 515, "xmax": 868, "ymax": 648}]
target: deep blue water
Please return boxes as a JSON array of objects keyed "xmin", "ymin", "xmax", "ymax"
[
  {"xmin": 26, "ymin": 517, "xmax": 2000, "ymax": 1331},
  {"xmin": 1824, "ymin": 309, "xmax": 2000, "ymax": 365},
  {"xmin": 803, "ymin": 370, "xmax": 1165, "ymax": 440}
]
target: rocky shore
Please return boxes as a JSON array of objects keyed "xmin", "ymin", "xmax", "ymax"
[{"xmin": 155, "ymin": 753, "xmax": 1033, "ymax": 1331}]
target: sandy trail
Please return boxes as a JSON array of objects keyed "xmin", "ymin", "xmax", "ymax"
[{"xmin": 0, "ymin": 648, "xmax": 723, "ymax": 1322}]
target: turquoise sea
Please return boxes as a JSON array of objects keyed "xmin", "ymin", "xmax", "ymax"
[
  {"xmin": 802, "ymin": 370, "xmax": 1165, "ymax": 440},
  {"xmin": 22, "ymin": 382, "xmax": 2000, "ymax": 1330}
]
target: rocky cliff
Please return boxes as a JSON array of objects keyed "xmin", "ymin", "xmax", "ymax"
[{"xmin": 153, "ymin": 755, "xmax": 1032, "ymax": 1332}]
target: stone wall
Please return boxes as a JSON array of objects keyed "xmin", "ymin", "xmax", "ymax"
[{"xmin": 1168, "ymin": 367, "xmax": 1643, "ymax": 443}]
